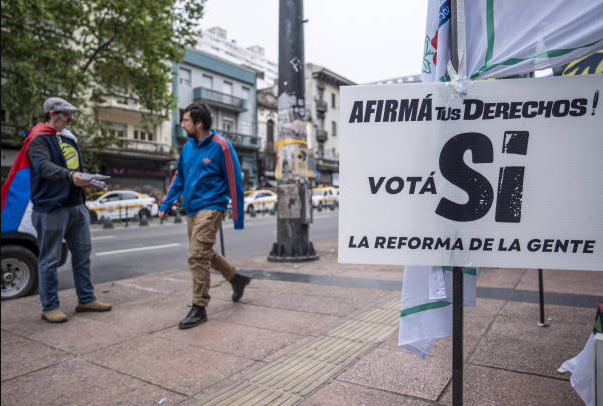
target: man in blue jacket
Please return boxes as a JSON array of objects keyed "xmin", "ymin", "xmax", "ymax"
[
  {"xmin": 159, "ymin": 102, "xmax": 250, "ymax": 329},
  {"xmin": 28, "ymin": 97, "xmax": 112, "ymax": 323}
]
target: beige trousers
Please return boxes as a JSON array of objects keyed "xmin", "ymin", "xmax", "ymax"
[{"xmin": 186, "ymin": 210, "xmax": 237, "ymax": 306}]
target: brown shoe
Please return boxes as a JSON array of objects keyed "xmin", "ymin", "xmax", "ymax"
[
  {"xmin": 76, "ymin": 300, "xmax": 112, "ymax": 312},
  {"xmin": 41, "ymin": 309, "xmax": 68, "ymax": 323}
]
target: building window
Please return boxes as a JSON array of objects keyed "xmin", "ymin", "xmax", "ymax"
[
  {"xmin": 202, "ymin": 74, "xmax": 213, "ymax": 89},
  {"xmin": 331, "ymin": 120, "xmax": 337, "ymax": 137},
  {"xmin": 222, "ymin": 118, "xmax": 234, "ymax": 133},
  {"xmin": 223, "ymin": 81, "xmax": 233, "ymax": 95},
  {"xmin": 317, "ymin": 87, "xmax": 324, "ymax": 100},
  {"xmin": 241, "ymin": 86, "xmax": 250, "ymax": 100},
  {"xmin": 134, "ymin": 128, "xmax": 154, "ymax": 141},
  {"xmin": 331, "ymin": 93, "xmax": 336, "ymax": 108},
  {"xmin": 104, "ymin": 122, "xmax": 126, "ymax": 138},
  {"xmin": 179, "ymin": 67, "xmax": 191, "ymax": 87}
]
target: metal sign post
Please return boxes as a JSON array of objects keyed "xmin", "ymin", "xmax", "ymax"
[
  {"xmin": 538, "ymin": 269, "xmax": 547, "ymax": 327},
  {"xmin": 452, "ymin": 266, "xmax": 464, "ymax": 406}
]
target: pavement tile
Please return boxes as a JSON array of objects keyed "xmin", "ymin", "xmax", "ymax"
[
  {"xmin": 0, "ymin": 295, "xmax": 45, "ymax": 329},
  {"xmin": 285, "ymin": 284, "xmax": 387, "ymax": 313},
  {"xmin": 154, "ymin": 320, "xmax": 302, "ymax": 361},
  {"xmin": 248, "ymin": 290, "xmax": 362, "ymax": 317},
  {"xmin": 211, "ymin": 303, "xmax": 344, "ymax": 336},
  {"xmin": 83, "ymin": 335, "xmax": 254, "ymax": 396},
  {"xmin": 208, "ymin": 278, "xmax": 295, "ymax": 302},
  {"xmin": 470, "ymin": 333, "xmax": 581, "ymax": 378},
  {"xmin": 380, "ymin": 331, "xmax": 483, "ymax": 362},
  {"xmin": 477, "ymin": 267, "xmax": 526, "ymax": 288},
  {"xmin": 498, "ymin": 301, "xmax": 597, "ymax": 325},
  {"xmin": 334, "ymin": 267, "xmax": 404, "ymax": 281},
  {"xmin": 114, "ymin": 272, "xmax": 192, "ymax": 295},
  {"xmin": 469, "ymin": 302, "xmax": 592, "ymax": 378},
  {"xmin": 299, "ymin": 380, "xmax": 433, "ymax": 406},
  {"xmin": 0, "ymin": 358, "xmax": 185, "ymax": 406},
  {"xmin": 262, "ymin": 335, "xmax": 317, "ymax": 362},
  {"xmin": 3, "ymin": 315, "xmax": 140, "ymax": 355},
  {"xmin": 179, "ymin": 361, "xmax": 271, "ymax": 405},
  {"xmin": 1, "ymin": 330, "xmax": 71, "ymax": 381},
  {"xmin": 440, "ymin": 364, "xmax": 583, "ymax": 406},
  {"xmin": 75, "ymin": 295, "xmax": 188, "ymax": 334},
  {"xmin": 337, "ymin": 347, "xmax": 451, "ymax": 401},
  {"xmin": 515, "ymin": 268, "xmax": 603, "ymax": 296},
  {"xmin": 484, "ymin": 307, "xmax": 593, "ymax": 349}
]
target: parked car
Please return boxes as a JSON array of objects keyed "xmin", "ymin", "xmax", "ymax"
[
  {"xmin": 86, "ymin": 190, "xmax": 158, "ymax": 223},
  {"xmin": 1, "ymin": 210, "xmax": 68, "ymax": 300},
  {"xmin": 227, "ymin": 189, "xmax": 277, "ymax": 216},
  {"xmin": 311, "ymin": 186, "xmax": 338, "ymax": 210}
]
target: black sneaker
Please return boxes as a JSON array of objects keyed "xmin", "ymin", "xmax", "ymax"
[
  {"xmin": 178, "ymin": 305, "xmax": 207, "ymax": 329},
  {"xmin": 230, "ymin": 273, "xmax": 251, "ymax": 302}
]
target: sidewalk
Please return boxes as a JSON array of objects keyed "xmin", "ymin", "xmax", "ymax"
[{"xmin": 1, "ymin": 238, "xmax": 601, "ymax": 406}]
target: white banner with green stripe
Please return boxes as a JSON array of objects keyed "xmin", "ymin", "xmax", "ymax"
[
  {"xmin": 398, "ymin": 265, "xmax": 479, "ymax": 359},
  {"xmin": 462, "ymin": 0, "xmax": 603, "ymax": 79}
]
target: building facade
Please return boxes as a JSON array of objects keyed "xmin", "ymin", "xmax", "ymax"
[
  {"xmin": 1, "ymin": 96, "xmax": 173, "ymax": 198},
  {"xmin": 195, "ymin": 26, "xmax": 278, "ymax": 90},
  {"xmin": 174, "ymin": 48, "xmax": 260, "ymax": 188},
  {"xmin": 95, "ymin": 94, "xmax": 173, "ymax": 198},
  {"xmin": 304, "ymin": 63, "xmax": 356, "ymax": 186}
]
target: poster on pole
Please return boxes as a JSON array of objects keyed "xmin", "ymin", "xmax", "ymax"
[{"xmin": 338, "ymin": 75, "xmax": 603, "ymax": 271}]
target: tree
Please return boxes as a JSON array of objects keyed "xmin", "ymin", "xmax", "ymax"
[{"xmin": 1, "ymin": 0, "xmax": 205, "ymax": 167}]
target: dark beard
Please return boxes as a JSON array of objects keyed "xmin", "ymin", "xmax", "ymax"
[{"xmin": 186, "ymin": 129, "xmax": 196, "ymax": 138}]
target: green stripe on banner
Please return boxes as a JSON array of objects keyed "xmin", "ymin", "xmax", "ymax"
[
  {"xmin": 400, "ymin": 300, "xmax": 451, "ymax": 317},
  {"xmin": 485, "ymin": 0, "xmax": 495, "ymax": 66},
  {"xmin": 471, "ymin": 39, "xmax": 603, "ymax": 79},
  {"xmin": 443, "ymin": 266, "xmax": 477, "ymax": 276}
]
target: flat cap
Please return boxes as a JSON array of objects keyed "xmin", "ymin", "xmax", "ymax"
[{"xmin": 43, "ymin": 97, "xmax": 78, "ymax": 113}]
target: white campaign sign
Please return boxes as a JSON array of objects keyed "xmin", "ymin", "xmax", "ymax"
[{"xmin": 339, "ymin": 75, "xmax": 603, "ymax": 271}]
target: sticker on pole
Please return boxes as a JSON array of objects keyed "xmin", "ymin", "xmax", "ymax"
[{"xmin": 338, "ymin": 75, "xmax": 603, "ymax": 271}]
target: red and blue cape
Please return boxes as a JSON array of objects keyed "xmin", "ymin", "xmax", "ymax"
[{"xmin": 1, "ymin": 123, "xmax": 56, "ymax": 233}]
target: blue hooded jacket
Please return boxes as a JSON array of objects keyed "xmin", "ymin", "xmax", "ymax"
[{"xmin": 160, "ymin": 130, "xmax": 244, "ymax": 229}]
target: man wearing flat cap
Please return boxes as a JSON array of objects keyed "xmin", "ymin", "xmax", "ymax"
[{"xmin": 26, "ymin": 97, "xmax": 111, "ymax": 323}]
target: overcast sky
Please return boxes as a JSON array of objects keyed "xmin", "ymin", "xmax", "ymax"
[{"xmin": 199, "ymin": 0, "xmax": 427, "ymax": 84}]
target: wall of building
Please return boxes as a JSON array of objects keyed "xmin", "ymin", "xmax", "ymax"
[
  {"xmin": 196, "ymin": 26, "xmax": 278, "ymax": 90},
  {"xmin": 174, "ymin": 48, "xmax": 260, "ymax": 188}
]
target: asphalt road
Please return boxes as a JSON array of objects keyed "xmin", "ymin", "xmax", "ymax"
[{"xmin": 58, "ymin": 210, "xmax": 339, "ymax": 290}]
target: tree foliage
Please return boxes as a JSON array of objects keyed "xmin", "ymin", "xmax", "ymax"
[{"xmin": 1, "ymin": 0, "xmax": 204, "ymax": 164}]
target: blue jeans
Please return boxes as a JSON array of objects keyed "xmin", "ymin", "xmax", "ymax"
[{"xmin": 32, "ymin": 204, "xmax": 96, "ymax": 310}]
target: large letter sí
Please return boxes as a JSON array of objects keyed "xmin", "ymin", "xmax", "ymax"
[{"xmin": 436, "ymin": 132, "xmax": 494, "ymax": 221}]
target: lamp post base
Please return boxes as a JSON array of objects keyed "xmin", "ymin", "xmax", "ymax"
[{"xmin": 268, "ymin": 241, "xmax": 319, "ymax": 262}]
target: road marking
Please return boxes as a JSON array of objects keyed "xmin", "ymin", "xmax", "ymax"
[
  {"xmin": 91, "ymin": 235, "xmax": 114, "ymax": 241},
  {"xmin": 96, "ymin": 243, "xmax": 181, "ymax": 256}
]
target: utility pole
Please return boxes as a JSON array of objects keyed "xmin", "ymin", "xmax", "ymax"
[{"xmin": 268, "ymin": 0, "xmax": 318, "ymax": 262}]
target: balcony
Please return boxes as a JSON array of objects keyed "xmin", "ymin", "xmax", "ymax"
[
  {"xmin": 193, "ymin": 87, "xmax": 248, "ymax": 112},
  {"xmin": 315, "ymin": 99, "xmax": 328, "ymax": 117},
  {"xmin": 97, "ymin": 94, "xmax": 140, "ymax": 112},
  {"xmin": 105, "ymin": 139, "xmax": 171, "ymax": 160},
  {"xmin": 221, "ymin": 130, "xmax": 261, "ymax": 150},
  {"xmin": 316, "ymin": 129, "xmax": 328, "ymax": 143},
  {"xmin": 316, "ymin": 156, "xmax": 339, "ymax": 172}
]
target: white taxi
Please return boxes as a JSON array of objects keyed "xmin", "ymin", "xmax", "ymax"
[
  {"xmin": 86, "ymin": 190, "xmax": 158, "ymax": 222},
  {"xmin": 311, "ymin": 186, "xmax": 338, "ymax": 210},
  {"xmin": 244, "ymin": 189, "xmax": 277, "ymax": 215}
]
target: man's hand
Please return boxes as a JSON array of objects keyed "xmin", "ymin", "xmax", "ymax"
[
  {"xmin": 70, "ymin": 172, "xmax": 91, "ymax": 187},
  {"xmin": 158, "ymin": 211, "xmax": 168, "ymax": 219}
]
